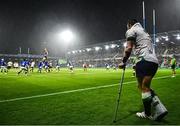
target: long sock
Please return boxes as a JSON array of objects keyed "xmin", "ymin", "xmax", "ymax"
[
  {"xmin": 142, "ymin": 92, "xmax": 152, "ymax": 116},
  {"xmin": 150, "ymin": 89, "xmax": 156, "ymax": 97},
  {"xmin": 18, "ymin": 70, "xmax": 22, "ymax": 74}
]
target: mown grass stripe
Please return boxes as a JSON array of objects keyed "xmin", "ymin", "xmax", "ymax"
[{"xmin": 0, "ymin": 75, "xmax": 177, "ymax": 103}]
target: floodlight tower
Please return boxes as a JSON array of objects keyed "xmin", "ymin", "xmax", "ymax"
[
  {"xmin": 142, "ymin": 1, "xmax": 156, "ymax": 54},
  {"xmin": 142, "ymin": 1, "xmax": 146, "ymax": 30},
  {"xmin": 153, "ymin": 9, "xmax": 156, "ymax": 54},
  {"xmin": 19, "ymin": 47, "xmax": 22, "ymax": 54}
]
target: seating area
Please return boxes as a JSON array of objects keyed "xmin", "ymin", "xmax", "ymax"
[{"xmin": 67, "ymin": 30, "xmax": 180, "ymax": 67}]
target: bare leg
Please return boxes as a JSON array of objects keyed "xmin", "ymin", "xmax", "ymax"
[{"xmin": 137, "ymin": 76, "xmax": 153, "ymax": 116}]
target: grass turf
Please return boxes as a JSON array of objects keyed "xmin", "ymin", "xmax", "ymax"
[{"xmin": 0, "ymin": 68, "xmax": 180, "ymax": 125}]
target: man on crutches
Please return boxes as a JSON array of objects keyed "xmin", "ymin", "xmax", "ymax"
[{"xmin": 117, "ymin": 19, "xmax": 168, "ymax": 121}]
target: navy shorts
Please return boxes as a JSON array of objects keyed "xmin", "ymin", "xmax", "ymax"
[{"xmin": 136, "ymin": 60, "xmax": 158, "ymax": 78}]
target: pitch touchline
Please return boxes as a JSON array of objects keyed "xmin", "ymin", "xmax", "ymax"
[{"xmin": 0, "ymin": 75, "xmax": 177, "ymax": 103}]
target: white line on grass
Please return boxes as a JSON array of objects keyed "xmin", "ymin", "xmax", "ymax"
[{"xmin": 0, "ymin": 75, "xmax": 177, "ymax": 103}]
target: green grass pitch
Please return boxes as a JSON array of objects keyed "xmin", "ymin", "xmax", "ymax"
[{"xmin": 0, "ymin": 68, "xmax": 180, "ymax": 125}]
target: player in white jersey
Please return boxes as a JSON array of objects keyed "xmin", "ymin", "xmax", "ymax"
[
  {"xmin": 119, "ymin": 19, "xmax": 168, "ymax": 121},
  {"xmin": 43, "ymin": 48, "xmax": 48, "ymax": 60},
  {"xmin": 7, "ymin": 61, "xmax": 13, "ymax": 70},
  {"xmin": 30, "ymin": 61, "xmax": 35, "ymax": 72}
]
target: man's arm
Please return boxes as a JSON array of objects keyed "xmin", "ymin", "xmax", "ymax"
[
  {"xmin": 119, "ymin": 40, "xmax": 134, "ymax": 69},
  {"xmin": 122, "ymin": 41, "xmax": 134, "ymax": 63}
]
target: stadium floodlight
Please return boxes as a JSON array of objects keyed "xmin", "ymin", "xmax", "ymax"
[
  {"xmin": 105, "ymin": 45, "xmax": 109, "ymax": 50},
  {"xmin": 95, "ymin": 47, "xmax": 100, "ymax": 51},
  {"xmin": 79, "ymin": 50, "xmax": 82, "ymax": 53},
  {"xmin": 156, "ymin": 38, "xmax": 160, "ymax": 42},
  {"xmin": 86, "ymin": 48, "xmax": 91, "ymax": 52},
  {"xmin": 165, "ymin": 36, "xmax": 169, "ymax": 41},
  {"xmin": 59, "ymin": 30, "xmax": 74, "ymax": 43},
  {"xmin": 177, "ymin": 34, "xmax": 180, "ymax": 40},
  {"xmin": 123, "ymin": 42, "xmax": 127, "ymax": 47},
  {"xmin": 170, "ymin": 42, "xmax": 175, "ymax": 44},
  {"xmin": 111, "ymin": 44, "xmax": 116, "ymax": 48},
  {"xmin": 72, "ymin": 51, "xmax": 75, "ymax": 54}
]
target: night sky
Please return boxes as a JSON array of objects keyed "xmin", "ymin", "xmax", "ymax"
[{"xmin": 0, "ymin": 0, "xmax": 180, "ymax": 55}]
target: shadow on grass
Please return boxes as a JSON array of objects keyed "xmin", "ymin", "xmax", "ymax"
[
  {"xmin": 112, "ymin": 108, "xmax": 170, "ymax": 125},
  {"xmin": 112, "ymin": 110, "xmax": 137, "ymax": 124},
  {"xmin": 150, "ymin": 118, "xmax": 170, "ymax": 125}
]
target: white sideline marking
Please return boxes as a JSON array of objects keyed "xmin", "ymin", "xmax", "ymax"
[{"xmin": 0, "ymin": 75, "xmax": 177, "ymax": 103}]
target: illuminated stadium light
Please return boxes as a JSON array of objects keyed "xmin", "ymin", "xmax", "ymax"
[
  {"xmin": 177, "ymin": 34, "xmax": 180, "ymax": 40},
  {"xmin": 170, "ymin": 41, "xmax": 175, "ymax": 44},
  {"xmin": 105, "ymin": 45, "xmax": 109, "ymax": 50},
  {"xmin": 60, "ymin": 30, "xmax": 74, "ymax": 43},
  {"xmin": 95, "ymin": 47, "xmax": 101, "ymax": 51},
  {"xmin": 156, "ymin": 38, "xmax": 160, "ymax": 42},
  {"xmin": 79, "ymin": 50, "xmax": 82, "ymax": 53},
  {"xmin": 111, "ymin": 44, "xmax": 116, "ymax": 48},
  {"xmin": 165, "ymin": 36, "xmax": 169, "ymax": 41},
  {"xmin": 86, "ymin": 48, "xmax": 91, "ymax": 52},
  {"xmin": 72, "ymin": 51, "xmax": 75, "ymax": 54},
  {"xmin": 123, "ymin": 42, "xmax": 127, "ymax": 47},
  {"xmin": 67, "ymin": 52, "xmax": 71, "ymax": 54}
]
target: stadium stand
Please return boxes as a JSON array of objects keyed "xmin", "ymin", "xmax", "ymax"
[
  {"xmin": 66, "ymin": 30, "xmax": 180, "ymax": 68},
  {"xmin": 0, "ymin": 30, "xmax": 179, "ymax": 68}
]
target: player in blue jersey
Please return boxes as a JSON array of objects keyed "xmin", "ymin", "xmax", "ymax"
[
  {"xmin": 38, "ymin": 61, "xmax": 43, "ymax": 73},
  {"xmin": 18, "ymin": 59, "xmax": 28, "ymax": 75},
  {"xmin": 44, "ymin": 60, "xmax": 50, "ymax": 72},
  {"xmin": 0, "ymin": 58, "xmax": 8, "ymax": 74},
  {"xmin": 67, "ymin": 61, "xmax": 74, "ymax": 73},
  {"xmin": 26, "ymin": 60, "xmax": 30, "ymax": 72}
]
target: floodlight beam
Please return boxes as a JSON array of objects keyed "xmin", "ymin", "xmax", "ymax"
[{"xmin": 60, "ymin": 30, "xmax": 74, "ymax": 43}]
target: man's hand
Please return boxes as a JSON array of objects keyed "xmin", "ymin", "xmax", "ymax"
[{"xmin": 118, "ymin": 62, "xmax": 126, "ymax": 69}]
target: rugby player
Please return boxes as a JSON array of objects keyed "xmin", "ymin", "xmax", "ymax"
[
  {"xmin": 119, "ymin": 19, "xmax": 168, "ymax": 121},
  {"xmin": 67, "ymin": 61, "xmax": 74, "ymax": 73},
  {"xmin": 0, "ymin": 58, "xmax": 7, "ymax": 74},
  {"xmin": 30, "ymin": 60, "xmax": 35, "ymax": 72},
  {"xmin": 38, "ymin": 61, "xmax": 43, "ymax": 73},
  {"xmin": 83, "ymin": 62, "xmax": 88, "ymax": 71},
  {"xmin": 18, "ymin": 59, "xmax": 28, "ymax": 75},
  {"xmin": 43, "ymin": 48, "xmax": 48, "ymax": 60},
  {"xmin": 170, "ymin": 55, "xmax": 177, "ymax": 77}
]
